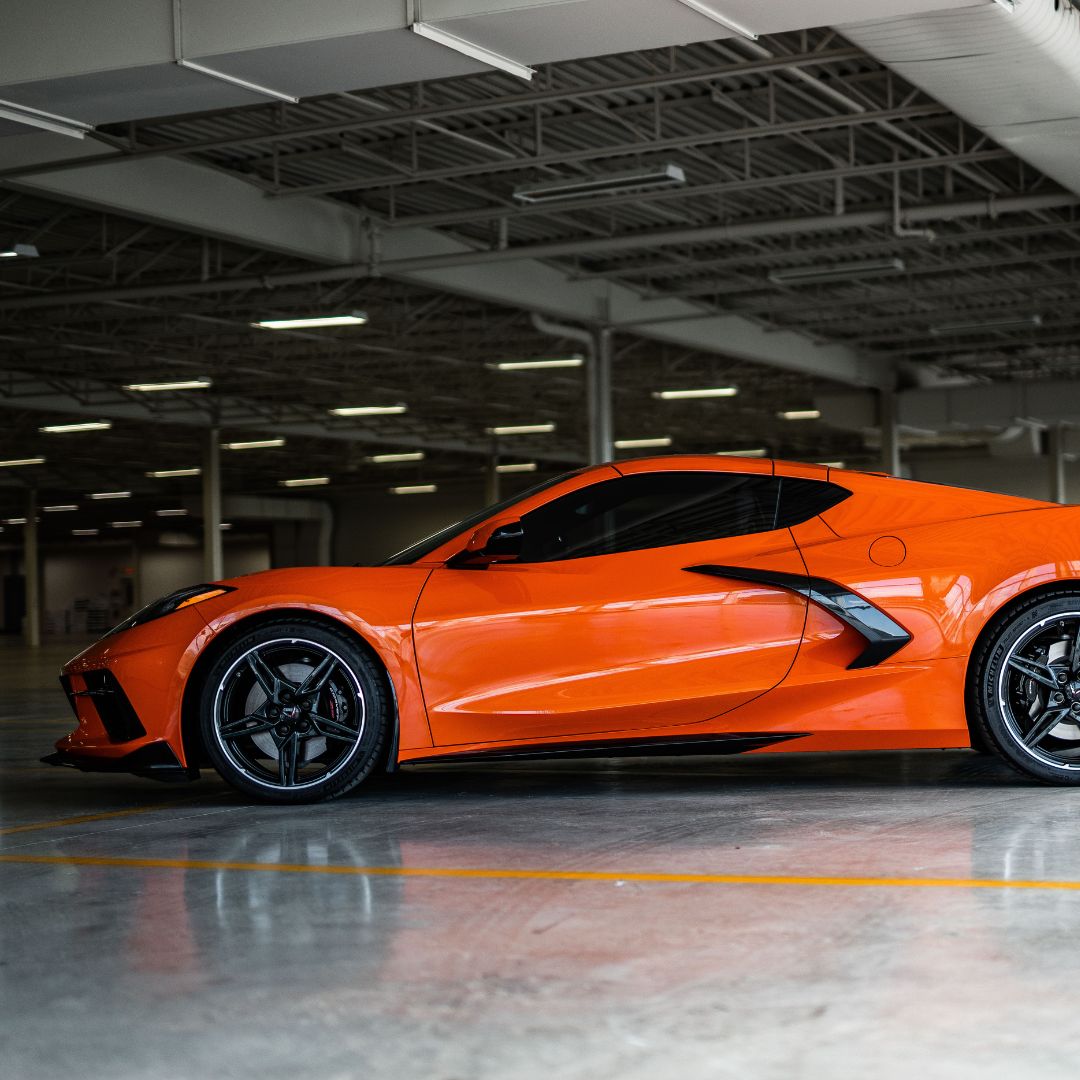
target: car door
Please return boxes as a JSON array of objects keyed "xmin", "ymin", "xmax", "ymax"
[{"xmin": 412, "ymin": 469, "xmax": 811, "ymax": 747}]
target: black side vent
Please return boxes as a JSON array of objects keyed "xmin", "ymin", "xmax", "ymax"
[
  {"xmin": 81, "ymin": 670, "xmax": 146, "ymax": 744},
  {"xmin": 58, "ymin": 674, "xmax": 79, "ymax": 721}
]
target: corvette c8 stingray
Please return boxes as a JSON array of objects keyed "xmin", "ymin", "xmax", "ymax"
[{"xmin": 44, "ymin": 455, "xmax": 1080, "ymax": 801}]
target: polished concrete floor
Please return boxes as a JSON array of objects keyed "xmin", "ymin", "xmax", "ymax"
[{"xmin": 4, "ymin": 638, "xmax": 1080, "ymax": 1079}]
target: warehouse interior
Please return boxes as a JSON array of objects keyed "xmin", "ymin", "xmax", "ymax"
[{"xmin": 3, "ymin": 0, "xmax": 1080, "ymax": 1076}]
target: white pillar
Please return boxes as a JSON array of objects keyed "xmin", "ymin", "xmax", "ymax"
[
  {"xmin": 202, "ymin": 427, "xmax": 224, "ymax": 579},
  {"xmin": 24, "ymin": 488, "xmax": 40, "ymax": 647},
  {"xmin": 1048, "ymin": 424, "xmax": 1068, "ymax": 504}
]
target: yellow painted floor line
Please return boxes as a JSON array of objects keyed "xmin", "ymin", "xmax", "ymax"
[
  {"xmin": 1, "ymin": 852, "xmax": 1078, "ymax": 892},
  {"xmin": 0, "ymin": 795, "xmax": 210, "ymax": 837}
]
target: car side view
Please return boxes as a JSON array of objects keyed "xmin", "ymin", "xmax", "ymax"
[{"xmin": 44, "ymin": 455, "xmax": 1080, "ymax": 802}]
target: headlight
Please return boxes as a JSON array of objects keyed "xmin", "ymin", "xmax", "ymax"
[{"xmin": 106, "ymin": 584, "xmax": 236, "ymax": 637}]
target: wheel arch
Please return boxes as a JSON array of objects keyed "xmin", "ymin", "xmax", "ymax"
[
  {"xmin": 180, "ymin": 607, "xmax": 399, "ymax": 773},
  {"xmin": 963, "ymin": 578, "xmax": 1080, "ymax": 748}
]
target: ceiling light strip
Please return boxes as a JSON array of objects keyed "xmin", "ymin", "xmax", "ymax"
[
  {"xmin": 176, "ymin": 58, "xmax": 299, "ymax": 103},
  {"xmin": 0, "ymin": 97, "xmax": 92, "ymax": 139},
  {"xmin": 39, "ymin": 420, "xmax": 112, "ymax": 434},
  {"xmin": 672, "ymin": 0, "xmax": 759, "ymax": 39},
  {"xmin": 410, "ymin": 22, "xmax": 535, "ymax": 81}
]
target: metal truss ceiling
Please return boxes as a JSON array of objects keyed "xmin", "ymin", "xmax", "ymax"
[{"xmin": 1, "ymin": 27, "xmax": 1078, "ymax": 529}]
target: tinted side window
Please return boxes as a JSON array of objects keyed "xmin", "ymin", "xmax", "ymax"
[
  {"xmin": 518, "ymin": 472, "xmax": 781, "ymax": 562},
  {"xmin": 775, "ymin": 478, "xmax": 851, "ymax": 528}
]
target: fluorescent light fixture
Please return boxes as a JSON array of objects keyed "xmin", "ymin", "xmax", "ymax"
[
  {"xmin": 72, "ymin": 528, "xmax": 99, "ymax": 536},
  {"xmin": 391, "ymin": 484, "xmax": 437, "ymax": 495},
  {"xmin": 155, "ymin": 508, "xmax": 189, "ymax": 517},
  {"xmin": 330, "ymin": 405, "xmax": 407, "ymax": 417},
  {"xmin": 146, "ymin": 468, "xmax": 201, "ymax": 478},
  {"xmin": 2, "ymin": 517, "xmax": 27, "ymax": 525},
  {"xmin": 88, "ymin": 491, "xmax": 131, "ymax": 500},
  {"xmin": 930, "ymin": 314, "xmax": 1042, "ymax": 336},
  {"xmin": 175, "ymin": 58, "xmax": 299, "ymax": 104},
  {"xmin": 495, "ymin": 462, "xmax": 538, "ymax": 474},
  {"xmin": 39, "ymin": 420, "xmax": 112, "ymax": 434},
  {"xmin": 108, "ymin": 520, "xmax": 142, "ymax": 529},
  {"xmin": 768, "ymin": 258, "xmax": 905, "ymax": 286},
  {"xmin": 42, "ymin": 504, "xmax": 78, "ymax": 513},
  {"xmin": 778, "ymin": 409, "xmax": 822, "ymax": 421},
  {"xmin": 411, "ymin": 22, "xmax": 535, "ymax": 81},
  {"xmin": 221, "ymin": 438, "xmax": 286, "ymax": 450},
  {"xmin": 220, "ymin": 523, "xmax": 233, "ymax": 531},
  {"xmin": 614, "ymin": 437, "xmax": 673, "ymax": 449},
  {"xmin": 653, "ymin": 388, "xmax": 738, "ymax": 400},
  {"xmin": 124, "ymin": 378, "xmax": 212, "ymax": 392},
  {"xmin": 672, "ymin": 0, "xmax": 758, "ymax": 39},
  {"xmin": 0, "ymin": 457, "xmax": 45, "ymax": 468},
  {"xmin": 490, "ymin": 356, "xmax": 585, "ymax": 370},
  {"xmin": 514, "ymin": 165, "xmax": 685, "ymax": 204},
  {"xmin": 715, "ymin": 448, "xmax": 768, "ymax": 457},
  {"xmin": 253, "ymin": 311, "xmax": 368, "ymax": 330},
  {"xmin": 365, "ymin": 452, "xmax": 425, "ymax": 464},
  {"xmin": 0, "ymin": 97, "xmax": 92, "ymax": 139},
  {"xmin": 279, "ymin": 476, "xmax": 330, "ymax": 488},
  {"xmin": 0, "ymin": 243, "xmax": 39, "ymax": 259},
  {"xmin": 486, "ymin": 423, "xmax": 557, "ymax": 436}
]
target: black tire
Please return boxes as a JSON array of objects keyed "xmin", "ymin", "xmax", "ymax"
[
  {"xmin": 200, "ymin": 618, "xmax": 388, "ymax": 803},
  {"xmin": 970, "ymin": 590, "xmax": 1080, "ymax": 785}
]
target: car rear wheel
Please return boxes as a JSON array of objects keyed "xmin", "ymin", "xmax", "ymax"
[
  {"xmin": 972, "ymin": 592, "xmax": 1080, "ymax": 784},
  {"xmin": 200, "ymin": 618, "xmax": 388, "ymax": 803}
]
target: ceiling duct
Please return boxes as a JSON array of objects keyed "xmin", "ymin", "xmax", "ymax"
[{"xmin": 844, "ymin": 0, "xmax": 1080, "ymax": 199}]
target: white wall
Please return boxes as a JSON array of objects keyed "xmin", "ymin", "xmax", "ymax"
[{"xmin": 41, "ymin": 538, "xmax": 270, "ymax": 638}]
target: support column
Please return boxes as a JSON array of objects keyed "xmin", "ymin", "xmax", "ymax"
[
  {"xmin": 1048, "ymin": 423, "xmax": 1068, "ymax": 504},
  {"xmin": 23, "ymin": 488, "xmax": 40, "ymax": 647},
  {"xmin": 484, "ymin": 445, "xmax": 500, "ymax": 505},
  {"xmin": 879, "ymin": 386, "xmax": 901, "ymax": 477},
  {"xmin": 588, "ymin": 326, "xmax": 614, "ymax": 465},
  {"xmin": 202, "ymin": 427, "xmax": 224, "ymax": 580}
]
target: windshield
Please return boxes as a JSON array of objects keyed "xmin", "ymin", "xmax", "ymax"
[{"xmin": 380, "ymin": 469, "xmax": 580, "ymax": 565}]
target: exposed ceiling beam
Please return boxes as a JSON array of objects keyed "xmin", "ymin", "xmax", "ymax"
[{"xmin": 1, "ymin": 132, "xmax": 893, "ymax": 388}]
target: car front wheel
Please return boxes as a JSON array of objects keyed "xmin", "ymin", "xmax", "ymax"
[{"xmin": 200, "ymin": 618, "xmax": 388, "ymax": 803}]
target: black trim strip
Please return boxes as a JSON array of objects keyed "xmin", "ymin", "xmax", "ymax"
[
  {"xmin": 407, "ymin": 731, "xmax": 808, "ymax": 766},
  {"xmin": 41, "ymin": 741, "xmax": 198, "ymax": 783},
  {"xmin": 684, "ymin": 564, "xmax": 912, "ymax": 669}
]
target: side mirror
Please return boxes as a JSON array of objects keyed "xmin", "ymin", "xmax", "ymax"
[{"xmin": 452, "ymin": 517, "xmax": 524, "ymax": 566}]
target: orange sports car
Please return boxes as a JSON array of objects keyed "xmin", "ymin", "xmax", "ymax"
[{"xmin": 45, "ymin": 455, "xmax": 1080, "ymax": 802}]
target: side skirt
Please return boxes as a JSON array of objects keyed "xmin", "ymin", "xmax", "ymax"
[{"xmin": 404, "ymin": 731, "xmax": 809, "ymax": 766}]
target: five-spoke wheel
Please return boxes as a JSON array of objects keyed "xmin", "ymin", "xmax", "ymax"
[
  {"xmin": 973, "ymin": 592, "xmax": 1080, "ymax": 784},
  {"xmin": 200, "ymin": 619, "xmax": 388, "ymax": 802}
]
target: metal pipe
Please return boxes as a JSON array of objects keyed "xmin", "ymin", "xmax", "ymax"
[
  {"xmin": 202, "ymin": 427, "xmax": 224, "ymax": 580},
  {"xmin": 3, "ymin": 192, "xmax": 1074, "ymax": 313},
  {"xmin": 530, "ymin": 313, "xmax": 612, "ymax": 464}
]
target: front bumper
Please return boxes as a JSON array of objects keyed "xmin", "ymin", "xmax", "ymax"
[
  {"xmin": 51, "ymin": 605, "xmax": 213, "ymax": 777},
  {"xmin": 42, "ymin": 742, "xmax": 197, "ymax": 782}
]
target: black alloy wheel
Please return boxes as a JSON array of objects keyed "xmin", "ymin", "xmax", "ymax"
[
  {"xmin": 972, "ymin": 591, "xmax": 1080, "ymax": 784},
  {"xmin": 200, "ymin": 619, "xmax": 388, "ymax": 802}
]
